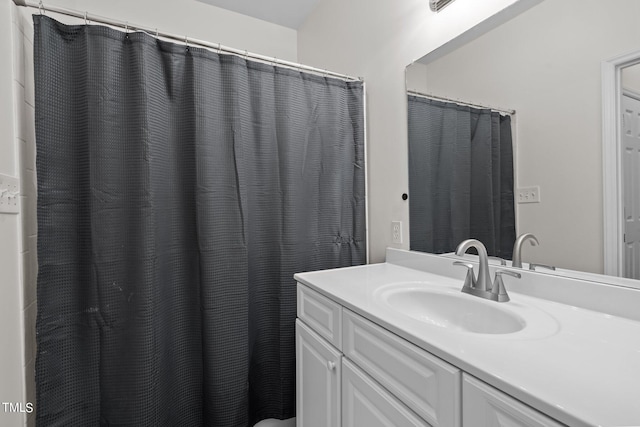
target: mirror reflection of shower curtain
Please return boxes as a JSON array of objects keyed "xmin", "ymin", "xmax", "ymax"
[
  {"xmin": 34, "ymin": 16, "xmax": 366, "ymax": 427},
  {"xmin": 408, "ymin": 96, "xmax": 515, "ymax": 258}
]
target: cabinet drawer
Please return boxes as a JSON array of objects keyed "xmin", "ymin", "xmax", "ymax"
[
  {"xmin": 297, "ymin": 284, "xmax": 342, "ymax": 350},
  {"xmin": 342, "ymin": 359, "xmax": 430, "ymax": 427},
  {"xmin": 463, "ymin": 374, "xmax": 563, "ymax": 427},
  {"xmin": 343, "ymin": 309, "xmax": 461, "ymax": 427}
]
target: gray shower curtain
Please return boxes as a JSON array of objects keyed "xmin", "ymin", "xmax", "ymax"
[
  {"xmin": 34, "ymin": 16, "xmax": 365, "ymax": 427},
  {"xmin": 408, "ymin": 96, "xmax": 515, "ymax": 258}
]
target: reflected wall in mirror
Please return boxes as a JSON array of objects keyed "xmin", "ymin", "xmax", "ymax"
[{"xmin": 406, "ymin": 0, "xmax": 640, "ymax": 280}]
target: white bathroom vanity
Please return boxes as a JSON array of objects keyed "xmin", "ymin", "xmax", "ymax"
[{"xmin": 295, "ymin": 249, "xmax": 640, "ymax": 427}]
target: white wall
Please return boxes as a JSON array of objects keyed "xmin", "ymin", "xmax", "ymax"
[
  {"xmin": 0, "ymin": 1, "xmax": 27, "ymax": 425},
  {"xmin": 411, "ymin": 0, "xmax": 640, "ymax": 273},
  {"xmin": 297, "ymin": 0, "xmax": 539, "ymax": 262},
  {"xmin": 2, "ymin": 2, "xmax": 298, "ymax": 425},
  {"xmin": 36, "ymin": 0, "xmax": 298, "ymax": 61},
  {"xmin": 405, "ymin": 62, "xmax": 429, "ymax": 93},
  {"xmin": 9, "ymin": 7, "xmax": 37, "ymax": 426}
]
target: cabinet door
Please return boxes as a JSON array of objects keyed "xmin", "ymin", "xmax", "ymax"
[
  {"xmin": 463, "ymin": 374, "xmax": 564, "ymax": 427},
  {"xmin": 342, "ymin": 359, "xmax": 431, "ymax": 427},
  {"xmin": 296, "ymin": 319, "xmax": 341, "ymax": 427}
]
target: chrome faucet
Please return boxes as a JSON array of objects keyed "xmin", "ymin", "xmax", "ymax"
[
  {"xmin": 512, "ymin": 233, "xmax": 539, "ymax": 268},
  {"xmin": 453, "ymin": 239, "xmax": 521, "ymax": 302},
  {"xmin": 455, "ymin": 239, "xmax": 492, "ymax": 291}
]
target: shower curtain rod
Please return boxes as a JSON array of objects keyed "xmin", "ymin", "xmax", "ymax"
[
  {"xmin": 407, "ymin": 90, "xmax": 516, "ymax": 115},
  {"xmin": 12, "ymin": 0, "xmax": 362, "ymax": 83}
]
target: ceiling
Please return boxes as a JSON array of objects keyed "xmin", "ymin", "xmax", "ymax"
[{"xmin": 195, "ymin": 0, "xmax": 321, "ymax": 29}]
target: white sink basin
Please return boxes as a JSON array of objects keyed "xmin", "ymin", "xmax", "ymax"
[{"xmin": 380, "ymin": 287, "xmax": 526, "ymax": 334}]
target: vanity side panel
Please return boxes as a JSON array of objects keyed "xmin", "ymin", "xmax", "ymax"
[{"xmin": 343, "ymin": 309, "xmax": 461, "ymax": 427}]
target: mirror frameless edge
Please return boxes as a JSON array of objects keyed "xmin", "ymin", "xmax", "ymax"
[{"xmin": 406, "ymin": 0, "xmax": 640, "ymax": 288}]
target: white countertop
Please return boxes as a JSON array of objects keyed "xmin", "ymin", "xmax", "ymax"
[{"xmin": 294, "ymin": 255, "xmax": 640, "ymax": 427}]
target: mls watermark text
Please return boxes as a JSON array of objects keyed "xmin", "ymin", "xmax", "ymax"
[{"xmin": 2, "ymin": 402, "xmax": 34, "ymax": 414}]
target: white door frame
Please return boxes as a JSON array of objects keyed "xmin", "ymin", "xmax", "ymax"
[{"xmin": 602, "ymin": 50, "xmax": 640, "ymax": 276}]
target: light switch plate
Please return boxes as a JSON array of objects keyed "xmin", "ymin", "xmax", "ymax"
[{"xmin": 0, "ymin": 173, "xmax": 20, "ymax": 214}]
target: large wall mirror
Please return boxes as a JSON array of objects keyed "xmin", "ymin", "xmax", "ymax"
[{"xmin": 406, "ymin": 0, "xmax": 640, "ymax": 287}]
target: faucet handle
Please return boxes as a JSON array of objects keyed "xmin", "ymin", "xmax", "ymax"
[
  {"xmin": 496, "ymin": 270, "xmax": 522, "ymax": 279},
  {"xmin": 529, "ymin": 263, "xmax": 556, "ymax": 271},
  {"xmin": 491, "ymin": 270, "xmax": 521, "ymax": 302},
  {"xmin": 488, "ymin": 256, "xmax": 507, "ymax": 266},
  {"xmin": 453, "ymin": 261, "xmax": 476, "ymax": 289}
]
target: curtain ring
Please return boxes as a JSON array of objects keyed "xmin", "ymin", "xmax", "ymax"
[
  {"xmin": 217, "ymin": 43, "xmax": 222, "ymax": 54},
  {"xmin": 84, "ymin": 11, "xmax": 88, "ymax": 25},
  {"xmin": 185, "ymin": 36, "xmax": 189, "ymax": 50},
  {"xmin": 38, "ymin": 0, "xmax": 44, "ymax": 15},
  {"xmin": 155, "ymin": 28, "xmax": 159, "ymax": 38}
]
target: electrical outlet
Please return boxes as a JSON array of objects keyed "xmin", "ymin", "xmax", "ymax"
[
  {"xmin": 517, "ymin": 186, "xmax": 540, "ymax": 204},
  {"xmin": 0, "ymin": 173, "xmax": 20, "ymax": 214},
  {"xmin": 391, "ymin": 221, "xmax": 402, "ymax": 244}
]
